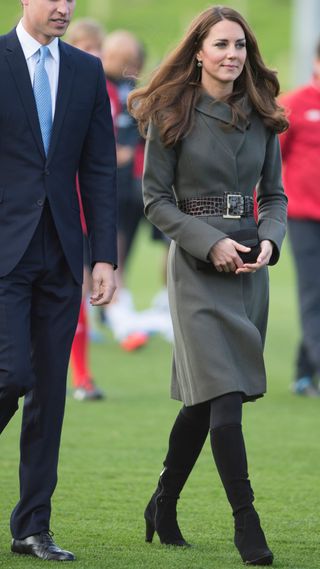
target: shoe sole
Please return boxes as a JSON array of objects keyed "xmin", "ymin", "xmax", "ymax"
[{"xmin": 245, "ymin": 554, "xmax": 273, "ymax": 565}]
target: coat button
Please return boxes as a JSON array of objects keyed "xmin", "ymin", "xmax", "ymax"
[
  {"xmin": 44, "ymin": 169, "xmax": 50, "ymax": 176},
  {"xmin": 37, "ymin": 199, "xmax": 44, "ymax": 207}
]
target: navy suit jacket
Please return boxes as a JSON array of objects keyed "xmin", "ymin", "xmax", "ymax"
[{"xmin": 0, "ymin": 29, "xmax": 117, "ymax": 283}]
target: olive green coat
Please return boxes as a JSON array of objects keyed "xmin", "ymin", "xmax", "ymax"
[{"xmin": 143, "ymin": 92, "xmax": 287, "ymax": 406}]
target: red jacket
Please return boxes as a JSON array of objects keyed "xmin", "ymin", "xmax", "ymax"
[
  {"xmin": 133, "ymin": 140, "xmax": 145, "ymax": 179},
  {"xmin": 106, "ymin": 79, "xmax": 121, "ymax": 126},
  {"xmin": 77, "ymin": 80, "xmax": 121, "ymax": 234},
  {"xmin": 279, "ymin": 81, "xmax": 320, "ymax": 219}
]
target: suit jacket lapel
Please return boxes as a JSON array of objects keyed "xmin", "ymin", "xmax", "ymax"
[
  {"xmin": 47, "ymin": 41, "xmax": 75, "ymax": 163},
  {"xmin": 5, "ymin": 29, "xmax": 45, "ymax": 159}
]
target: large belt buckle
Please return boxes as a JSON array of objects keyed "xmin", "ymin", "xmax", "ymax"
[{"xmin": 223, "ymin": 193, "xmax": 243, "ymax": 219}]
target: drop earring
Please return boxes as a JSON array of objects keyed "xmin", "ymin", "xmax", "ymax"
[{"xmin": 197, "ymin": 60, "xmax": 202, "ymax": 68}]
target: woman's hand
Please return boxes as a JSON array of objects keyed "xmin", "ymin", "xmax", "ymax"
[
  {"xmin": 209, "ymin": 238, "xmax": 251, "ymax": 273},
  {"xmin": 235, "ymin": 240, "xmax": 273, "ymax": 275}
]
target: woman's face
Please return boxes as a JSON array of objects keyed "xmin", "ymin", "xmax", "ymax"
[{"xmin": 197, "ymin": 19, "xmax": 247, "ymax": 96}]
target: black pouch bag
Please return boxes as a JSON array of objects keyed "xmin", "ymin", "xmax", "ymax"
[
  {"xmin": 197, "ymin": 227, "xmax": 260, "ymax": 270},
  {"xmin": 228, "ymin": 227, "xmax": 260, "ymax": 263}
]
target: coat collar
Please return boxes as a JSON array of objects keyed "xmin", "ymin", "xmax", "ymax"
[{"xmin": 195, "ymin": 91, "xmax": 251, "ymax": 132}]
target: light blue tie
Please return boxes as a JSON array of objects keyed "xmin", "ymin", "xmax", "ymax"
[{"xmin": 33, "ymin": 46, "xmax": 52, "ymax": 156}]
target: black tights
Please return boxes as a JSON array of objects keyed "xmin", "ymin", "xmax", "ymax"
[
  {"xmin": 162, "ymin": 392, "xmax": 253, "ymax": 515},
  {"xmin": 181, "ymin": 391, "xmax": 243, "ymax": 431},
  {"xmin": 163, "ymin": 392, "xmax": 243, "ymax": 473}
]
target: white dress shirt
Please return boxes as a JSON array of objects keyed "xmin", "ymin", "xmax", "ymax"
[{"xmin": 16, "ymin": 20, "xmax": 60, "ymax": 118}]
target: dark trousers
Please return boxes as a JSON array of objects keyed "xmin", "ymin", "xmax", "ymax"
[
  {"xmin": 296, "ymin": 341, "xmax": 316, "ymax": 379},
  {"xmin": 0, "ymin": 204, "xmax": 82, "ymax": 539},
  {"xmin": 288, "ymin": 219, "xmax": 320, "ymax": 377}
]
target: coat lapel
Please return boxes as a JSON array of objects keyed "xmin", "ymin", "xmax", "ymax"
[
  {"xmin": 46, "ymin": 41, "xmax": 75, "ymax": 163},
  {"xmin": 5, "ymin": 29, "xmax": 45, "ymax": 159},
  {"xmin": 195, "ymin": 92, "xmax": 250, "ymax": 157}
]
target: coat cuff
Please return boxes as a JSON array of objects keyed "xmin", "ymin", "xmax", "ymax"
[{"xmin": 258, "ymin": 219, "xmax": 286, "ymax": 265}]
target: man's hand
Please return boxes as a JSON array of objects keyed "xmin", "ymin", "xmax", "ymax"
[{"xmin": 90, "ymin": 262, "xmax": 116, "ymax": 306}]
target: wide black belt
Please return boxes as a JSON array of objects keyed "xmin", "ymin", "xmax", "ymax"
[{"xmin": 177, "ymin": 193, "xmax": 254, "ymax": 219}]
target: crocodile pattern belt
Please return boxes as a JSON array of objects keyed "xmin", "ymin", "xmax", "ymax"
[{"xmin": 177, "ymin": 193, "xmax": 254, "ymax": 219}]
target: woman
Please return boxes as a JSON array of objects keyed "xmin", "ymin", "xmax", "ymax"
[{"xmin": 128, "ymin": 6, "xmax": 288, "ymax": 566}]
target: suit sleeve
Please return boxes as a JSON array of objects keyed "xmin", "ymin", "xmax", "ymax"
[
  {"xmin": 78, "ymin": 58, "xmax": 117, "ymax": 268},
  {"xmin": 143, "ymin": 122, "xmax": 227, "ymax": 261},
  {"xmin": 257, "ymin": 132, "xmax": 288, "ymax": 265}
]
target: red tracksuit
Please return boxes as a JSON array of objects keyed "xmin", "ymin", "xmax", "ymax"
[
  {"xmin": 279, "ymin": 79, "xmax": 320, "ymax": 382},
  {"xmin": 279, "ymin": 80, "xmax": 320, "ymax": 219}
]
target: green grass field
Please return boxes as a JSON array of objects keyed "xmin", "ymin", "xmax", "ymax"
[
  {"xmin": 1, "ymin": 1, "xmax": 320, "ymax": 568},
  {"xmin": 1, "ymin": 226, "xmax": 320, "ymax": 569}
]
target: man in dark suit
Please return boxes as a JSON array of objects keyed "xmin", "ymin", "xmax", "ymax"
[{"xmin": 0, "ymin": 0, "xmax": 117, "ymax": 561}]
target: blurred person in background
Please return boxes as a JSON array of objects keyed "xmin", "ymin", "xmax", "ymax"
[
  {"xmin": 279, "ymin": 39, "xmax": 320, "ymax": 397},
  {"xmin": 129, "ymin": 5, "xmax": 288, "ymax": 565},
  {"xmin": 65, "ymin": 17, "xmax": 104, "ymax": 56},
  {"xmin": 101, "ymin": 30, "xmax": 150, "ymax": 351},
  {"xmin": 66, "ymin": 18, "xmax": 108, "ymax": 400}
]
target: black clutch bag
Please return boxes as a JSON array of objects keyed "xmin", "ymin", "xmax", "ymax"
[
  {"xmin": 228, "ymin": 227, "xmax": 260, "ymax": 263},
  {"xmin": 197, "ymin": 227, "xmax": 260, "ymax": 270}
]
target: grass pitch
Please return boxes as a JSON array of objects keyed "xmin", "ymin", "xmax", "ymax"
[{"xmin": 1, "ymin": 228, "xmax": 319, "ymax": 569}]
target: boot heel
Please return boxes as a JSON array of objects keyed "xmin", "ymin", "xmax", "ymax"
[
  {"xmin": 145, "ymin": 518, "xmax": 155, "ymax": 543},
  {"xmin": 144, "ymin": 469, "xmax": 190, "ymax": 547}
]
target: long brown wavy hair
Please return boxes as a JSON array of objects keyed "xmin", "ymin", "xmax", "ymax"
[{"xmin": 128, "ymin": 5, "xmax": 288, "ymax": 147}]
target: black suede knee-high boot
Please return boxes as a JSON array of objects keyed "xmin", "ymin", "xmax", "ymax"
[
  {"xmin": 210, "ymin": 424, "xmax": 273, "ymax": 566},
  {"xmin": 144, "ymin": 408, "xmax": 209, "ymax": 546}
]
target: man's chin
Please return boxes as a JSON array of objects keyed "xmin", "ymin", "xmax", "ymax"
[{"xmin": 49, "ymin": 23, "xmax": 69, "ymax": 37}]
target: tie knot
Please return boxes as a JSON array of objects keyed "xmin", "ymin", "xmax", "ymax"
[{"xmin": 38, "ymin": 45, "xmax": 50, "ymax": 63}]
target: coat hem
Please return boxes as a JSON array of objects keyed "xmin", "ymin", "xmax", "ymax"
[{"xmin": 171, "ymin": 388, "xmax": 265, "ymax": 407}]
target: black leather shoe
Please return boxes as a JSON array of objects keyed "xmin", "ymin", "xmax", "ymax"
[{"xmin": 11, "ymin": 531, "xmax": 75, "ymax": 561}]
